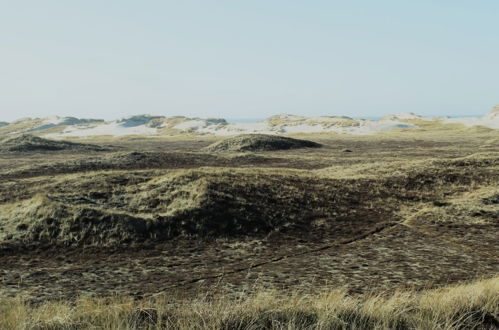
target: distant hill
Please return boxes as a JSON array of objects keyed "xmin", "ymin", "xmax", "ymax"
[
  {"xmin": 441, "ymin": 105, "xmax": 499, "ymax": 129},
  {"xmin": 0, "ymin": 106, "xmax": 497, "ymax": 138},
  {"xmin": 486, "ymin": 105, "xmax": 499, "ymax": 118}
]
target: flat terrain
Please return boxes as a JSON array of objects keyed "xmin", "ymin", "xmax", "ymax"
[{"xmin": 0, "ymin": 129, "xmax": 498, "ymax": 303}]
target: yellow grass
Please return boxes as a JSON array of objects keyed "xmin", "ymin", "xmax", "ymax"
[{"xmin": 1, "ymin": 276, "xmax": 497, "ymax": 329}]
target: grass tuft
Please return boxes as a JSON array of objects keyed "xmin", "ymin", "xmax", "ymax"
[{"xmin": 1, "ymin": 276, "xmax": 497, "ymax": 329}]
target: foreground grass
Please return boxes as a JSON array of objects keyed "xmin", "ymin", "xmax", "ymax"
[{"xmin": 1, "ymin": 277, "xmax": 498, "ymax": 329}]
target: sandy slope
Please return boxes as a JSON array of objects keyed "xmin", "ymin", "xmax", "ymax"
[{"xmin": 0, "ymin": 106, "xmax": 498, "ymax": 138}]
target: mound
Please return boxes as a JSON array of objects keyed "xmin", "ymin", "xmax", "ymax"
[
  {"xmin": 1, "ymin": 151, "xmax": 296, "ymax": 179},
  {"xmin": 205, "ymin": 134, "xmax": 322, "ymax": 152},
  {"xmin": 0, "ymin": 169, "xmax": 392, "ymax": 248},
  {"xmin": 116, "ymin": 115, "xmax": 164, "ymax": 127},
  {"xmin": 0, "ymin": 134, "xmax": 106, "ymax": 152},
  {"xmin": 1, "ymin": 152, "xmax": 497, "ymax": 249}
]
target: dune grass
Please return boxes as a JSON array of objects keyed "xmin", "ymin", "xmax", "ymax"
[
  {"xmin": 1, "ymin": 276, "xmax": 497, "ymax": 329},
  {"xmin": 0, "ymin": 151, "xmax": 497, "ymax": 249},
  {"xmin": 1, "ymin": 132, "xmax": 498, "ymax": 329},
  {"xmin": 204, "ymin": 134, "xmax": 322, "ymax": 152}
]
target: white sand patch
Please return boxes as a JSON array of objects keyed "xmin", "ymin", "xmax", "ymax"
[
  {"xmin": 441, "ymin": 116, "xmax": 499, "ymax": 129},
  {"xmin": 309, "ymin": 116, "xmax": 354, "ymax": 122},
  {"xmin": 11, "ymin": 108, "xmax": 497, "ymax": 138},
  {"xmin": 42, "ymin": 116, "xmax": 66, "ymax": 125},
  {"xmin": 190, "ymin": 118, "xmax": 416, "ymax": 136},
  {"xmin": 269, "ymin": 118, "xmax": 416, "ymax": 135},
  {"xmin": 277, "ymin": 120, "xmax": 415, "ymax": 135},
  {"xmin": 167, "ymin": 115, "xmax": 419, "ymax": 136},
  {"xmin": 33, "ymin": 116, "xmax": 105, "ymax": 132},
  {"xmin": 173, "ymin": 118, "xmax": 227, "ymax": 131},
  {"xmin": 345, "ymin": 120, "xmax": 417, "ymax": 134},
  {"xmin": 418, "ymin": 106, "xmax": 499, "ymax": 129},
  {"xmin": 45, "ymin": 121, "xmax": 158, "ymax": 138},
  {"xmin": 198, "ymin": 121, "xmax": 275, "ymax": 136},
  {"xmin": 174, "ymin": 120, "xmax": 210, "ymax": 130},
  {"xmin": 269, "ymin": 114, "xmax": 306, "ymax": 121},
  {"xmin": 382, "ymin": 113, "xmax": 443, "ymax": 121},
  {"xmin": 281, "ymin": 124, "xmax": 327, "ymax": 133},
  {"xmin": 34, "ymin": 116, "xmax": 421, "ymax": 138},
  {"xmin": 116, "ymin": 115, "xmax": 162, "ymax": 127}
]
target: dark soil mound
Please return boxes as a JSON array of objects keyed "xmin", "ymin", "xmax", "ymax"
[
  {"xmin": 205, "ymin": 134, "xmax": 322, "ymax": 152},
  {"xmin": 0, "ymin": 134, "xmax": 106, "ymax": 152},
  {"xmin": 0, "ymin": 151, "xmax": 303, "ymax": 180},
  {"xmin": 1, "ymin": 152, "xmax": 497, "ymax": 249},
  {"xmin": 0, "ymin": 169, "xmax": 393, "ymax": 249}
]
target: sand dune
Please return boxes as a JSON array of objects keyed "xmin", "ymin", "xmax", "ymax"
[{"xmin": 1, "ymin": 106, "xmax": 498, "ymax": 138}]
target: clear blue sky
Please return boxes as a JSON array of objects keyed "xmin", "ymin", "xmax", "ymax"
[{"xmin": 1, "ymin": 1, "xmax": 498, "ymax": 121}]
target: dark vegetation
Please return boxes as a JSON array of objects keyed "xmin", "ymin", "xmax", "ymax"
[
  {"xmin": 0, "ymin": 151, "xmax": 496, "ymax": 250},
  {"xmin": 0, "ymin": 131, "xmax": 497, "ymax": 320},
  {"xmin": 205, "ymin": 134, "xmax": 322, "ymax": 152},
  {"xmin": 0, "ymin": 134, "xmax": 106, "ymax": 152}
]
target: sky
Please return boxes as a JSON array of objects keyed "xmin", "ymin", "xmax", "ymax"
[{"xmin": 0, "ymin": 1, "xmax": 498, "ymax": 121}]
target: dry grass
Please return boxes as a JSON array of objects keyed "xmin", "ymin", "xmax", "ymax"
[
  {"xmin": 0, "ymin": 151, "xmax": 496, "ymax": 249},
  {"xmin": 0, "ymin": 135, "xmax": 106, "ymax": 153},
  {"xmin": 1, "ymin": 130, "xmax": 497, "ymax": 327},
  {"xmin": 204, "ymin": 134, "xmax": 322, "ymax": 152},
  {"xmin": 1, "ymin": 276, "xmax": 497, "ymax": 329}
]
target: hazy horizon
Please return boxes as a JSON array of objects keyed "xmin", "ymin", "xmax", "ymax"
[
  {"xmin": 2, "ymin": 112, "xmax": 495, "ymax": 124},
  {"xmin": 1, "ymin": 1, "xmax": 498, "ymax": 122}
]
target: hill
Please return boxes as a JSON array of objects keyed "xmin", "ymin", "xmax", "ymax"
[
  {"xmin": 0, "ymin": 134, "xmax": 106, "ymax": 152},
  {"xmin": 1, "ymin": 152, "xmax": 497, "ymax": 249},
  {"xmin": 205, "ymin": 134, "xmax": 322, "ymax": 152}
]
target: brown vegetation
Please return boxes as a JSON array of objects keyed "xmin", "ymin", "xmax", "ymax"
[
  {"xmin": 205, "ymin": 134, "xmax": 322, "ymax": 152},
  {"xmin": 0, "ymin": 134, "xmax": 106, "ymax": 152},
  {"xmin": 1, "ymin": 276, "xmax": 498, "ymax": 329},
  {"xmin": 1, "ymin": 152, "xmax": 496, "ymax": 249},
  {"xmin": 0, "ymin": 129, "xmax": 497, "ymax": 329}
]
